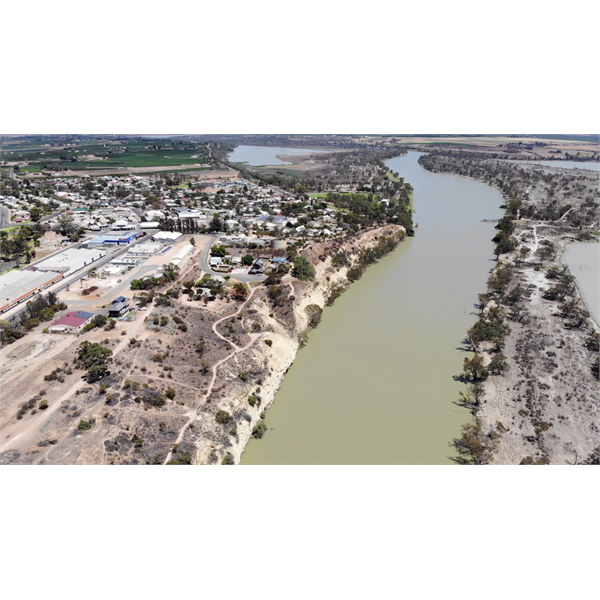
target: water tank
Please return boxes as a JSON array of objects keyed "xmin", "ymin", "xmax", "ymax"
[{"xmin": 270, "ymin": 239, "xmax": 286, "ymax": 250}]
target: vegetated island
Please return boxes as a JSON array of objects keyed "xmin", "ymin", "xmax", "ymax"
[{"xmin": 419, "ymin": 150, "xmax": 599, "ymax": 465}]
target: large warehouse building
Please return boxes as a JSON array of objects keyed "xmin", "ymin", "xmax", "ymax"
[
  {"xmin": 34, "ymin": 248, "xmax": 106, "ymax": 276},
  {"xmin": 84, "ymin": 232, "xmax": 144, "ymax": 247},
  {"xmin": 0, "ymin": 269, "xmax": 64, "ymax": 314}
]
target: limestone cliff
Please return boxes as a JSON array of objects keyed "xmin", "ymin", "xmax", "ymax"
[{"xmin": 188, "ymin": 225, "xmax": 406, "ymax": 464}]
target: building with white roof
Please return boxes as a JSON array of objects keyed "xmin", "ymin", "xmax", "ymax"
[
  {"xmin": 1, "ymin": 269, "xmax": 65, "ymax": 314},
  {"xmin": 152, "ymin": 231, "xmax": 182, "ymax": 241},
  {"xmin": 34, "ymin": 248, "xmax": 106, "ymax": 276}
]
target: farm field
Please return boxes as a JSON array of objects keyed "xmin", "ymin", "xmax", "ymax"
[{"xmin": 1, "ymin": 136, "xmax": 212, "ymax": 174}]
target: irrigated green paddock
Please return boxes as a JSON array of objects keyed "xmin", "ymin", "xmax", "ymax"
[{"xmin": 2, "ymin": 136, "xmax": 212, "ymax": 172}]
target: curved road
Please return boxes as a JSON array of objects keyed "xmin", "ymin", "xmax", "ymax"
[
  {"xmin": 199, "ymin": 234, "xmax": 267, "ymax": 284},
  {"xmin": 66, "ymin": 233, "xmax": 267, "ymax": 308}
]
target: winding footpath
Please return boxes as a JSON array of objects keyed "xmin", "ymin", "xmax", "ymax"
[{"xmin": 163, "ymin": 284, "xmax": 259, "ymax": 464}]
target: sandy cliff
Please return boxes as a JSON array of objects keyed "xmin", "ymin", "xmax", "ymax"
[{"xmin": 189, "ymin": 225, "xmax": 406, "ymax": 464}]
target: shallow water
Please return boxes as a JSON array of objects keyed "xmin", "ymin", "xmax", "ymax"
[
  {"xmin": 242, "ymin": 152, "xmax": 504, "ymax": 464},
  {"xmin": 503, "ymin": 160, "xmax": 600, "ymax": 172},
  {"xmin": 561, "ymin": 243, "xmax": 600, "ymax": 326},
  {"xmin": 228, "ymin": 145, "xmax": 328, "ymax": 166}
]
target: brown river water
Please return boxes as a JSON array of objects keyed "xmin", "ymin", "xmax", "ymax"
[{"xmin": 242, "ymin": 151, "xmax": 504, "ymax": 464}]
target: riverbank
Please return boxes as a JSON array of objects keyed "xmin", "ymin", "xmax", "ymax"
[
  {"xmin": 478, "ymin": 226, "xmax": 599, "ymax": 464},
  {"xmin": 186, "ymin": 225, "xmax": 407, "ymax": 464},
  {"xmin": 242, "ymin": 151, "xmax": 509, "ymax": 465},
  {"xmin": 418, "ymin": 152, "xmax": 599, "ymax": 464}
]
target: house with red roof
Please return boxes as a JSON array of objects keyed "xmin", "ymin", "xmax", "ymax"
[{"xmin": 48, "ymin": 311, "xmax": 95, "ymax": 334}]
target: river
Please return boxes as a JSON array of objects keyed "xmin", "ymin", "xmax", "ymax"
[{"xmin": 242, "ymin": 151, "xmax": 504, "ymax": 464}]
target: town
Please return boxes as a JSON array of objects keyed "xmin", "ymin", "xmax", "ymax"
[{"xmin": 0, "ymin": 137, "xmax": 414, "ymax": 465}]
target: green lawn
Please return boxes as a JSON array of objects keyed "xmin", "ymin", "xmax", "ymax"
[{"xmin": 5, "ymin": 138, "xmax": 210, "ymax": 171}]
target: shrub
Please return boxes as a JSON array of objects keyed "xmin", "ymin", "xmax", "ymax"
[
  {"xmin": 77, "ymin": 420, "xmax": 92, "ymax": 431},
  {"xmin": 215, "ymin": 410, "xmax": 232, "ymax": 424},
  {"xmin": 221, "ymin": 454, "xmax": 235, "ymax": 465},
  {"xmin": 229, "ymin": 426, "xmax": 237, "ymax": 437},
  {"xmin": 252, "ymin": 420, "xmax": 268, "ymax": 439},
  {"xmin": 265, "ymin": 339, "xmax": 273, "ymax": 347},
  {"xmin": 305, "ymin": 304, "xmax": 323, "ymax": 329},
  {"xmin": 238, "ymin": 371, "xmax": 249, "ymax": 382},
  {"xmin": 248, "ymin": 395, "xmax": 258, "ymax": 407},
  {"xmin": 165, "ymin": 388, "xmax": 176, "ymax": 400},
  {"xmin": 39, "ymin": 400, "xmax": 49, "ymax": 410}
]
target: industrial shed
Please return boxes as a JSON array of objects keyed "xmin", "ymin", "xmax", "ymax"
[
  {"xmin": 0, "ymin": 270, "xmax": 64, "ymax": 314},
  {"xmin": 34, "ymin": 248, "xmax": 106, "ymax": 276},
  {"xmin": 85, "ymin": 232, "xmax": 143, "ymax": 246}
]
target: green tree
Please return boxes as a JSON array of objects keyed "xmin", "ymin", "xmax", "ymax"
[
  {"xmin": 292, "ymin": 256, "xmax": 315, "ymax": 281},
  {"xmin": 450, "ymin": 421, "xmax": 498, "ymax": 465},
  {"xmin": 463, "ymin": 354, "xmax": 488, "ymax": 382},
  {"xmin": 30, "ymin": 207, "xmax": 43, "ymax": 222},
  {"xmin": 75, "ymin": 341, "xmax": 112, "ymax": 383},
  {"xmin": 56, "ymin": 213, "xmax": 79, "ymax": 236},
  {"xmin": 232, "ymin": 282, "xmax": 248, "ymax": 301},
  {"xmin": 242, "ymin": 254, "xmax": 254, "ymax": 266},
  {"xmin": 210, "ymin": 245, "xmax": 226, "ymax": 257},
  {"xmin": 488, "ymin": 354, "xmax": 508, "ymax": 375}
]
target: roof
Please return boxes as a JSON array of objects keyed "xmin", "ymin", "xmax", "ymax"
[
  {"xmin": 113, "ymin": 296, "xmax": 126, "ymax": 304},
  {"xmin": 73, "ymin": 311, "xmax": 94, "ymax": 320},
  {"xmin": 109, "ymin": 302, "xmax": 127, "ymax": 312},
  {"xmin": 51, "ymin": 311, "xmax": 94, "ymax": 328},
  {"xmin": 34, "ymin": 248, "xmax": 105, "ymax": 273},
  {"xmin": 1, "ymin": 270, "xmax": 64, "ymax": 311}
]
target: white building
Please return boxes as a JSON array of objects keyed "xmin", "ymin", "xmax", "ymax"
[{"xmin": 34, "ymin": 248, "xmax": 106, "ymax": 276}]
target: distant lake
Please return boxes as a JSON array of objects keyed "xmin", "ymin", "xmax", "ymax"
[
  {"xmin": 228, "ymin": 145, "xmax": 328, "ymax": 166},
  {"xmin": 503, "ymin": 160, "xmax": 600, "ymax": 172}
]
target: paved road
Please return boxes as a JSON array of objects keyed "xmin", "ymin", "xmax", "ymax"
[
  {"xmin": 62, "ymin": 264, "xmax": 159, "ymax": 307},
  {"xmin": 198, "ymin": 234, "xmax": 266, "ymax": 284},
  {"xmin": 1, "ymin": 235, "xmax": 151, "ymax": 320},
  {"xmin": 0, "ymin": 208, "xmax": 61, "ymax": 230},
  {"xmin": 0, "ymin": 206, "xmax": 11, "ymax": 228}
]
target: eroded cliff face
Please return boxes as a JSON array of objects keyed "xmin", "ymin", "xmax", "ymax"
[{"xmin": 189, "ymin": 225, "xmax": 406, "ymax": 464}]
